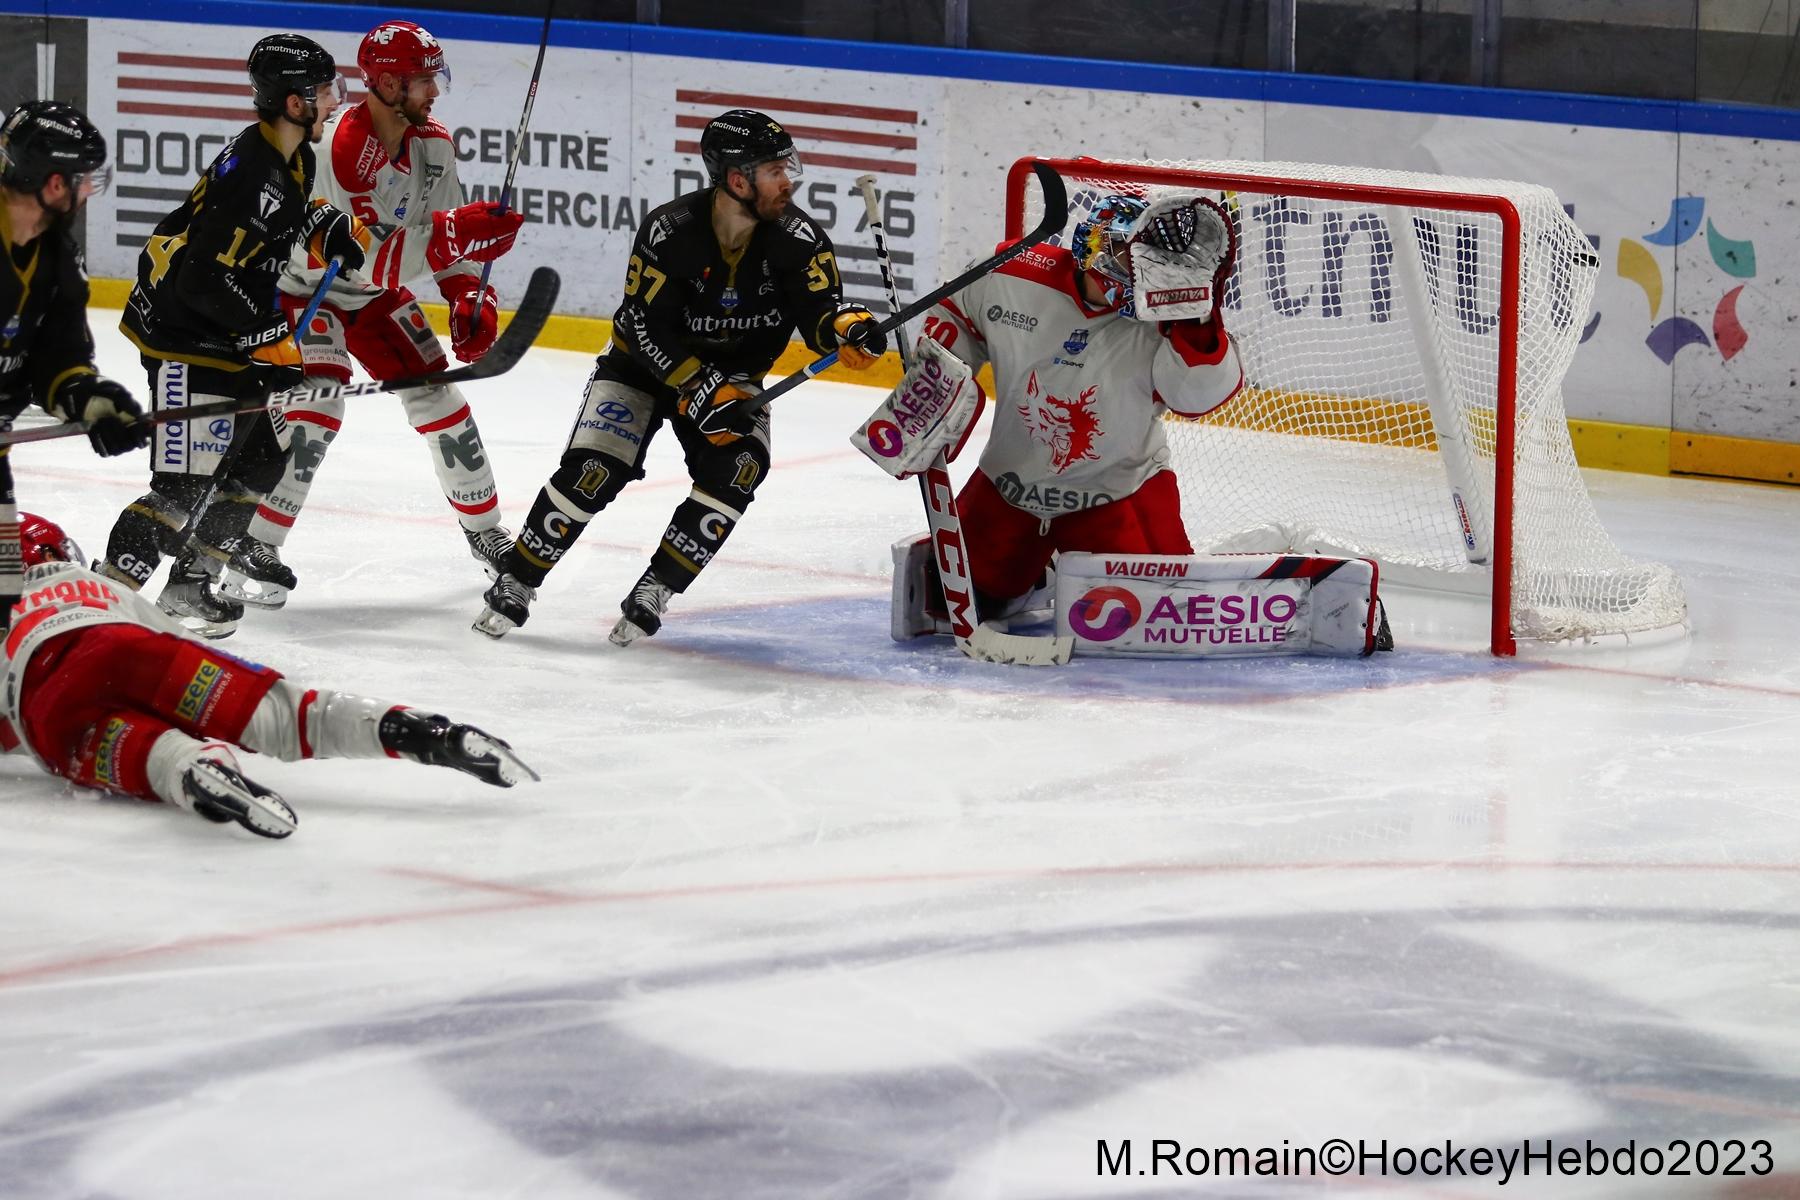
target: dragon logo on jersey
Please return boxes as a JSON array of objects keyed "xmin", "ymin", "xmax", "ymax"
[{"xmin": 1018, "ymin": 371, "xmax": 1103, "ymax": 474}]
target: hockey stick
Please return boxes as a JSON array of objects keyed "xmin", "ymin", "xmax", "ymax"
[
  {"xmin": 854, "ymin": 173, "xmax": 1071, "ymax": 668},
  {"xmin": 0, "ymin": 267, "xmax": 562, "ymax": 447},
  {"xmin": 742, "ymin": 161, "xmax": 1068, "ymax": 416},
  {"xmin": 292, "ymin": 256, "xmax": 342, "ymax": 349},
  {"xmin": 477, "ymin": 0, "xmax": 553, "ymax": 295}
]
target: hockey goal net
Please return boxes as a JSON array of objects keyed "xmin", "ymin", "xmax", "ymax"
[{"xmin": 1005, "ymin": 156, "xmax": 1687, "ymax": 655}]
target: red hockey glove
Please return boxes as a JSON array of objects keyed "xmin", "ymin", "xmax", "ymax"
[
  {"xmin": 440, "ymin": 274, "xmax": 500, "ymax": 363},
  {"xmin": 428, "ymin": 201, "xmax": 525, "ymax": 271}
]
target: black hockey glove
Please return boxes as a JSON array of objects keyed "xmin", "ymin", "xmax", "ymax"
[
  {"xmin": 830, "ymin": 304, "xmax": 887, "ymax": 370},
  {"xmin": 677, "ymin": 367, "xmax": 764, "ymax": 445},
  {"xmin": 300, "ymin": 200, "xmax": 369, "ymax": 273},
  {"xmin": 234, "ymin": 316, "xmax": 304, "ymax": 392},
  {"xmin": 56, "ymin": 375, "xmax": 151, "ymax": 457}
]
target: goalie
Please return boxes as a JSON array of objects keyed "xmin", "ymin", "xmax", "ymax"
[
  {"xmin": 862, "ymin": 193, "xmax": 1243, "ymax": 618},
  {"xmin": 856, "ymin": 192, "xmax": 1390, "ymax": 659}
]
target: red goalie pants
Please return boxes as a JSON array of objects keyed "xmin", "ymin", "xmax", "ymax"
[
  {"xmin": 956, "ymin": 468, "xmax": 1194, "ymax": 602},
  {"xmin": 19, "ymin": 625, "xmax": 283, "ymax": 801}
]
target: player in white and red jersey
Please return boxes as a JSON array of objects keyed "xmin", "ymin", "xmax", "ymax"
[
  {"xmin": 908, "ymin": 193, "xmax": 1244, "ymax": 614},
  {"xmin": 245, "ymin": 20, "xmax": 525, "ymax": 610},
  {"xmin": 1, "ymin": 513, "xmax": 535, "ymax": 839}
]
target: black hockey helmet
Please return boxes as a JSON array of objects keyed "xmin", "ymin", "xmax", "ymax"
[
  {"xmin": 0, "ymin": 101, "xmax": 108, "ymax": 195},
  {"xmin": 700, "ymin": 109, "xmax": 800, "ymax": 188},
  {"xmin": 247, "ymin": 34, "xmax": 343, "ymax": 121}
]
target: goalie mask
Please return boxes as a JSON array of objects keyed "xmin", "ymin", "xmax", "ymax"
[
  {"xmin": 1071, "ymin": 194, "xmax": 1147, "ymax": 312},
  {"xmin": 18, "ymin": 512, "xmax": 85, "ymax": 569}
]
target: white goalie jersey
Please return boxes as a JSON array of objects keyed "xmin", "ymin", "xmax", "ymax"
[
  {"xmin": 278, "ymin": 103, "xmax": 478, "ymax": 309},
  {"xmin": 921, "ymin": 243, "xmax": 1243, "ymax": 519}
]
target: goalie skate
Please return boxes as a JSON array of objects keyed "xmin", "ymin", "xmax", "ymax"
[
  {"xmin": 181, "ymin": 757, "xmax": 297, "ymax": 839},
  {"xmin": 377, "ymin": 709, "xmax": 540, "ymax": 787},
  {"xmin": 464, "ymin": 524, "xmax": 515, "ymax": 581},
  {"xmin": 212, "ymin": 534, "xmax": 296, "ymax": 609}
]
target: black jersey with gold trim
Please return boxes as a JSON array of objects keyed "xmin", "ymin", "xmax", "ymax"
[{"xmin": 120, "ymin": 121, "xmax": 316, "ymax": 371}]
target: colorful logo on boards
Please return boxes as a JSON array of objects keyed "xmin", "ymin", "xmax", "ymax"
[
  {"xmin": 1068, "ymin": 585, "xmax": 1140, "ymax": 641},
  {"xmin": 1609, "ymin": 196, "xmax": 1754, "ymax": 364}
]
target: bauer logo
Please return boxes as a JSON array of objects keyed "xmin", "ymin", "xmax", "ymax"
[
  {"xmin": 1068, "ymin": 586, "xmax": 1141, "ymax": 641},
  {"xmin": 866, "ymin": 420, "xmax": 904, "ymax": 458},
  {"xmin": 176, "ymin": 660, "xmax": 225, "ymax": 722}
]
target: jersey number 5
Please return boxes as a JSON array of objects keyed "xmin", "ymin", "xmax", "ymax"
[{"xmin": 623, "ymin": 254, "xmax": 667, "ymax": 303}]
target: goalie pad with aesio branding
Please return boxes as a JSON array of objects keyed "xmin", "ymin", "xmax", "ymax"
[
  {"xmin": 1054, "ymin": 552, "xmax": 1392, "ymax": 658},
  {"xmin": 851, "ymin": 337, "xmax": 983, "ymax": 478},
  {"xmin": 1127, "ymin": 194, "xmax": 1235, "ymax": 323}
]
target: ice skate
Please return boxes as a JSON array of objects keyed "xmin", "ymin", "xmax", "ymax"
[
  {"xmin": 180, "ymin": 757, "xmax": 297, "ymax": 839},
  {"xmin": 377, "ymin": 708, "xmax": 539, "ymax": 786},
  {"xmin": 608, "ymin": 570, "xmax": 675, "ymax": 647},
  {"xmin": 473, "ymin": 572, "xmax": 535, "ymax": 639},
  {"xmin": 212, "ymin": 534, "xmax": 296, "ymax": 609},
  {"xmin": 464, "ymin": 524, "xmax": 515, "ymax": 581},
  {"xmin": 157, "ymin": 553, "xmax": 242, "ymax": 639}
]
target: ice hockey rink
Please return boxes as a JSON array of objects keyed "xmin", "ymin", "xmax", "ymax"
[{"xmin": 3, "ymin": 317, "xmax": 1799, "ymax": 1198}]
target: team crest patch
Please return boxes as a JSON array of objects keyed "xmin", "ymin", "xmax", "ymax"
[
  {"xmin": 176, "ymin": 660, "xmax": 225, "ymax": 722},
  {"xmin": 1018, "ymin": 370, "xmax": 1104, "ymax": 474}
]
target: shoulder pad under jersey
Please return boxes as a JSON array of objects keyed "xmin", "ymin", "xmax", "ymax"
[{"xmin": 331, "ymin": 104, "xmax": 386, "ymax": 192}]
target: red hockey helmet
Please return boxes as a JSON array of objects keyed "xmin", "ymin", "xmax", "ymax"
[
  {"xmin": 357, "ymin": 21, "xmax": 450, "ymax": 90},
  {"xmin": 17, "ymin": 512, "xmax": 84, "ymax": 568}
]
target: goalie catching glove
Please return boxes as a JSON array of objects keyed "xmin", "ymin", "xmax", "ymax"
[
  {"xmin": 1125, "ymin": 194, "xmax": 1236, "ymax": 322},
  {"xmin": 428, "ymin": 200, "xmax": 525, "ymax": 272},
  {"xmin": 850, "ymin": 335, "xmax": 983, "ymax": 478},
  {"xmin": 48, "ymin": 375, "xmax": 149, "ymax": 457},
  {"xmin": 678, "ymin": 367, "xmax": 764, "ymax": 445}
]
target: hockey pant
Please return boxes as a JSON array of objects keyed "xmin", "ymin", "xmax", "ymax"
[
  {"xmin": 0, "ymin": 449, "xmax": 19, "ymax": 617},
  {"xmin": 248, "ymin": 289, "xmax": 501, "ymax": 547},
  {"xmin": 18, "ymin": 622, "xmax": 408, "ymax": 808},
  {"xmin": 955, "ymin": 468, "xmax": 1193, "ymax": 606},
  {"xmin": 99, "ymin": 357, "xmax": 292, "ymax": 590},
  {"xmin": 501, "ymin": 355, "xmax": 771, "ymax": 592}
]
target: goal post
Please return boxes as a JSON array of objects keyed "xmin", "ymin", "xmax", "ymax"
[{"xmin": 1004, "ymin": 156, "xmax": 1686, "ymax": 656}]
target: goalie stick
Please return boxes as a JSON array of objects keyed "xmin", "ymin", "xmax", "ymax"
[
  {"xmin": 0, "ymin": 267, "xmax": 562, "ymax": 447},
  {"xmin": 741, "ymin": 161, "xmax": 1069, "ymax": 417},
  {"xmin": 854, "ymin": 173, "xmax": 1070, "ymax": 667}
]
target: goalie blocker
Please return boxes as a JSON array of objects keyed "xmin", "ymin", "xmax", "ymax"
[{"xmin": 892, "ymin": 545, "xmax": 1393, "ymax": 658}]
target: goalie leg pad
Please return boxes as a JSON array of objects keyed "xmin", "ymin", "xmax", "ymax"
[
  {"xmin": 1054, "ymin": 552, "xmax": 1389, "ymax": 658},
  {"xmin": 890, "ymin": 532, "xmax": 952, "ymax": 640}
]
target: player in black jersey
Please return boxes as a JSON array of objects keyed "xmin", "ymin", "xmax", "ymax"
[
  {"xmin": 473, "ymin": 109, "xmax": 886, "ymax": 643},
  {"xmin": 0, "ymin": 100, "xmax": 151, "ymax": 625},
  {"xmin": 97, "ymin": 33, "xmax": 369, "ymax": 638}
]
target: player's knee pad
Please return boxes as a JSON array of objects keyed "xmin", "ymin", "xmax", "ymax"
[
  {"xmin": 277, "ymin": 294, "xmax": 353, "ymax": 384},
  {"xmin": 689, "ymin": 435, "xmax": 771, "ymax": 508},
  {"xmin": 345, "ymin": 288, "xmax": 448, "ymax": 381},
  {"xmin": 548, "ymin": 447, "xmax": 635, "ymax": 515}
]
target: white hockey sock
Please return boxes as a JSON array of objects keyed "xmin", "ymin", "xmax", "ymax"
[
  {"xmin": 146, "ymin": 731, "xmax": 240, "ymax": 810},
  {"xmin": 239, "ymin": 679, "xmax": 394, "ymax": 762},
  {"xmin": 402, "ymin": 383, "xmax": 500, "ymax": 532},
  {"xmin": 248, "ymin": 396, "xmax": 345, "ymax": 547}
]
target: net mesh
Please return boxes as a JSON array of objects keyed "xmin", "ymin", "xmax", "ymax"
[{"xmin": 1012, "ymin": 158, "xmax": 1686, "ymax": 646}]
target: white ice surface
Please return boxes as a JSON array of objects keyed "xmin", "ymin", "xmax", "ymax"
[{"xmin": 2, "ymin": 316, "xmax": 1799, "ymax": 1198}]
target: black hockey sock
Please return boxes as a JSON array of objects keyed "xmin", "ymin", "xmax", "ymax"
[
  {"xmin": 101, "ymin": 492, "xmax": 188, "ymax": 588},
  {"xmin": 649, "ymin": 496, "xmax": 740, "ymax": 595},
  {"xmin": 506, "ymin": 486, "xmax": 589, "ymax": 588}
]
